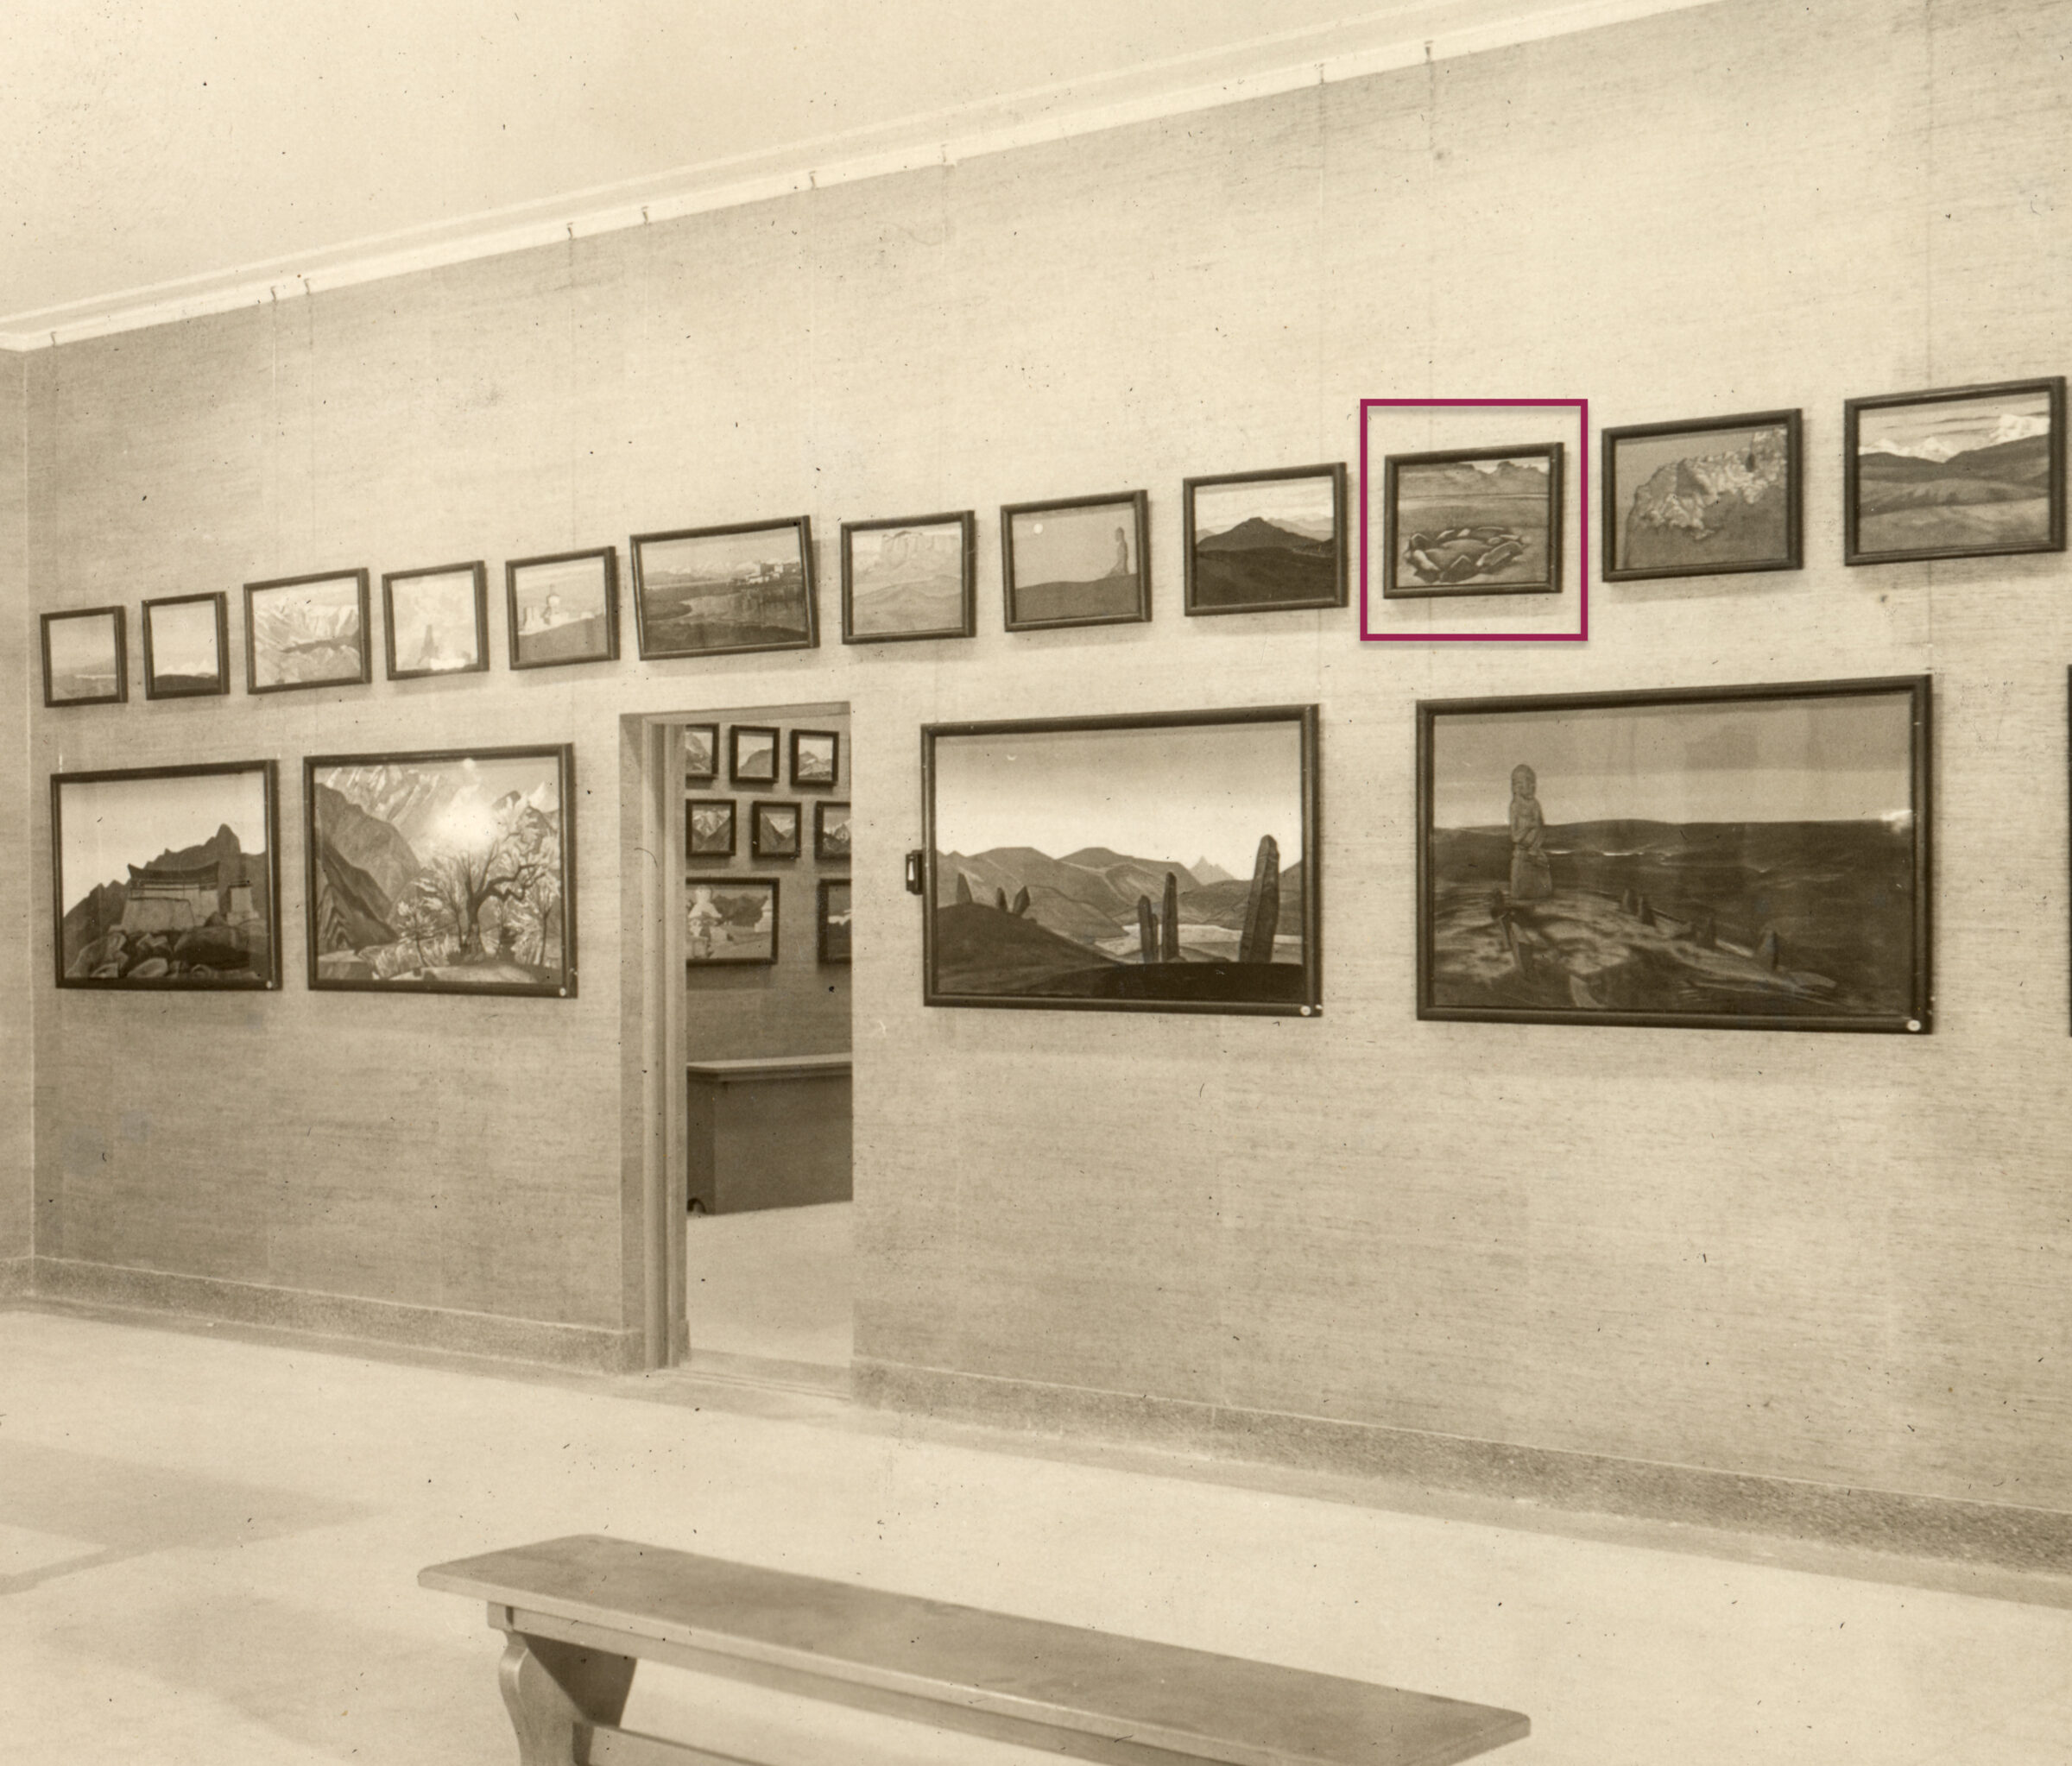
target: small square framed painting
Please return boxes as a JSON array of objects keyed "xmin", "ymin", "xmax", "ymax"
[
  {"xmin": 631, "ymin": 517, "xmax": 818, "ymax": 659},
  {"xmin": 751, "ymin": 800, "xmax": 802, "ymax": 859},
  {"xmin": 245, "ymin": 569, "xmax": 371, "ymax": 692},
  {"xmin": 841, "ymin": 512, "xmax": 976, "ymax": 642},
  {"xmin": 1001, "ymin": 490, "xmax": 1151, "ymax": 631},
  {"xmin": 683, "ymin": 723, "xmax": 720, "ymax": 785},
  {"xmin": 1845, "ymin": 377, "xmax": 2066, "ymax": 564},
  {"xmin": 1182, "ymin": 464, "xmax": 1347, "ymax": 615},
  {"xmin": 384, "ymin": 561, "xmax": 489, "ymax": 678},
  {"xmin": 730, "ymin": 726, "xmax": 780, "ymax": 786},
  {"xmin": 686, "ymin": 799, "xmax": 736, "ymax": 859},
  {"xmin": 141, "ymin": 594, "xmax": 228, "ymax": 699},
  {"xmin": 814, "ymin": 800, "xmax": 850, "ymax": 862},
  {"xmin": 791, "ymin": 728, "xmax": 838, "ymax": 788},
  {"xmin": 506, "ymin": 547, "xmax": 620, "ymax": 670},
  {"xmin": 1601, "ymin": 412, "xmax": 1803, "ymax": 581},
  {"xmin": 686, "ymin": 878, "xmax": 778, "ymax": 964},
  {"xmin": 818, "ymin": 879, "xmax": 852, "ymax": 964},
  {"xmin": 41, "ymin": 607, "xmax": 128, "ymax": 707},
  {"xmin": 1383, "ymin": 445, "xmax": 1563, "ymax": 597}
]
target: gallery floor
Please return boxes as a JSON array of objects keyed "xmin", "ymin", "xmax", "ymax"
[
  {"xmin": 3, "ymin": 1306, "xmax": 2069, "ymax": 1766},
  {"xmin": 685, "ymin": 1200, "xmax": 854, "ymax": 1379}
]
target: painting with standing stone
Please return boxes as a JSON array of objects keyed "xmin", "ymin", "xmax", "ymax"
[
  {"xmin": 1418, "ymin": 678, "xmax": 1931, "ymax": 1032},
  {"xmin": 1602, "ymin": 412, "xmax": 1801, "ymax": 580},
  {"xmin": 923, "ymin": 707, "xmax": 1320, "ymax": 1015}
]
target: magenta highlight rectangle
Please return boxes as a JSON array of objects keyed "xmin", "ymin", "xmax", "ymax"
[{"xmin": 1359, "ymin": 398, "xmax": 1590, "ymax": 642}]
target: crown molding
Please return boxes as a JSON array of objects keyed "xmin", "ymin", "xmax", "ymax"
[{"xmin": 0, "ymin": 0, "xmax": 1718, "ymax": 354}]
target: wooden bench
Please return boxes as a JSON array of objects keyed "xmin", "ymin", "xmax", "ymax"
[{"xmin": 420, "ymin": 1534, "xmax": 1529, "ymax": 1766}]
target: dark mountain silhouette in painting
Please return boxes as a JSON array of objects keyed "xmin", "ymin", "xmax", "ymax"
[
  {"xmin": 1192, "ymin": 516, "xmax": 1336, "ymax": 609},
  {"xmin": 1857, "ymin": 430, "xmax": 2052, "ymax": 551}
]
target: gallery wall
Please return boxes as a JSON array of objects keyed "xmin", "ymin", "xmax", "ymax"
[
  {"xmin": 15, "ymin": 0, "xmax": 2072, "ymax": 1543},
  {"xmin": 2, "ymin": 355, "xmax": 28, "ymax": 1288}
]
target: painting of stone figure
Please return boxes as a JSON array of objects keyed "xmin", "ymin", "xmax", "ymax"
[
  {"xmin": 1184, "ymin": 464, "xmax": 1346, "ymax": 615},
  {"xmin": 51, "ymin": 760, "xmax": 279, "ymax": 989},
  {"xmin": 1384, "ymin": 445, "xmax": 1563, "ymax": 596},
  {"xmin": 1847, "ymin": 377, "xmax": 2065, "ymax": 564},
  {"xmin": 305, "ymin": 745, "xmax": 576, "ymax": 996},
  {"xmin": 245, "ymin": 570, "xmax": 370, "ymax": 692},
  {"xmin": 1001, "ymin": 492, "xmax": 1151, "ymax": 630},
  {"xmin": 1603, "ymin": 412, "xmax": 1801, "ymax": 580},
  {"xmin": 842, "ymin": 513, "xmax": 976, "ymax": 642},
  {"xmin": 923, "ymin": 707, "xmax": 1320, "ymax": 1015},
  {"xmin": 632, "ymin": 519, "xmax": 817, "ymax": 659},
  {"xmin": 1418, "ymin": 678, "xmax": 1931, "ymax": 1032}
]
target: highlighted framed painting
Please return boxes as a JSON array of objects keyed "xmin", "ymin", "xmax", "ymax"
[
  {"xmin": 814, "ymin": 800, "xmax": 850, "ymax": 861},
  {"xmin": 686, "ymin": 799, "xmax": 736, "ymax": 859}
]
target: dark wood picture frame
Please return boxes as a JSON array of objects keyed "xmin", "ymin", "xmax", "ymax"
[
  {"xmin": 1001, "ymin": 490, "xmax": 1152, "ymax": 632},
  {"xmin": 818, "ymin": 878, "xmax": 852, "ymax": 965},
  {"xmin": 1182, "ymin": 463, "xmax": 1348, "ymax": 615},
  {"xmin": 686, "ymin": 798, "xmax": 737, "ymax": 859},
  {"xmin": 141, "ymin": 594, "xmax": 229, "ymax": 699},
  {"xmin": 790, "ymin": 728, "xmax": 839, "ymax": 790},
  {"xmin": 1416, "ymin": 675, "xmax": 1933, "ymax": 1034},
  {"xmin": 41, "ymin": 606, "xmax": 128, "ymax": 707},
  {"xmin": 840, "ymin": 511, "xmax": 977, "ymax": 643},
  {"xmin": 630, "ymin": 516, "xmax": 818, "ymax": 659},
  {"xmin": 729, "ymin": 726, "xmax": 780, "ymax": 787},
  {"xmin": 685, "ymin": 876, "xmax": 779, "ymax": 966},
  {"xmin": 383, "ymin": 560, "xmax": 490, "ymax": 680},
  {"xmin": 244, "ymin": 568, "xmax": 372, "ymax": 694},
  {"xmin": 682, "ymin": 723, "xmax": 720, "ymax": 784},
  {"xmin": 750, "ymin": 799, "xmax": 802, "ymax": 860},
  {"xmin": 1382, "ymin": 444, "xmax": 1564, "ymax": 598},
  {"xmin": 814, "ymin": 800, "xmax": 850, "ymax": 862},
  {"xmin": 504, "ymin": 546, "xmax": 621, "ymax": 671},
  {"xmin": 1844, "ymin": 376, "xmax": 2066, "ymax": 564},
  {"xmin": 50, "ymin": 759, "xmax": 281, "ymax": 989},
  {"xmin": 1601, "ymin": 411, "xmax": 1804, "ymax": 582}
]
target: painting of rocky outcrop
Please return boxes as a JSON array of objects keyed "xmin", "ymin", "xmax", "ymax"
[
  {"xmin": 53, "ymin": 760, "xmax": 279, "ymax": 988},
  {"xmin": 1605, "ymin": 413, "xmax": 1800, "ymax": 579},
  {"xmin": 1184, "ymin": 465, "xmax": 1345, "ymax": 615},
  {"xmin": 305, "ymin": 746, "xmax": 576, "ymax": 996},
  {"xmin": 632, "ymin": 520, "xmax": 816, "ymax": 659},
  {"xmin": 1847, "ymin": 379, "xmax": 2064, "ymax": 562},
  {"xmin": 1386, "ymin": 445, "xmax": 1562, "ymax": 596},
  {"xmin": 842, "ymin": 514, "xmax": 975, "ymax": 641},
  {"xmin": 245, "ymin": 570, "xmax": 370, "ymax": 692},
  {"xmin": 1418, "ymin": 679, "xmax": 1930, "ymax": 1032},
  {"xmin": 924, "ymin": 709, "xmax": 1320, "ymax": 1014},
  {"xmin": 1002, "ymin": 493, "xmax": 1150, "ymax": 629}
]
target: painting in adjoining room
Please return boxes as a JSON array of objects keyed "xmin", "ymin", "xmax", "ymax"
[
  {"xmin": 923, "ymin": 706, "xmax": 1320, "ymax": 1015},
  {"xmin": 841, "ymin": 512, "xmax": 976, "ymax": 642},
  {"xmin": 1001, "ymin": 491, "xmax": 1151, "ymax": 630},
  {"xmin": 1602, "ymin": 412, "xmax": 1802, "ymax": 581},
  {"xmin": 1846, "ymin": 377, "xmax": 2066, "ymax": 564},
  {"xmin": 1383, "ymin": 445, "xmax": 1563, "ymax": 596},
  {"xmin": 506, "ymin": 547, "xmax": 619, "ymax": 669},
  {"xmin": 50, "ymin": 760, "xmax": 280, "ymax": 989},
  {"xmin": 791, "ymin": 729, "xmax": 838, "ymax": 788},
  {"xmin": 686, "ymin": 879, "xmax": 777, "ymax": 965},
  {"xmin": 245, "ymin": 569, "xmax": 371, "ymax": 692},
  {"xmin": 304, "ymin": 745, "xmax": 576, "ymax": 996},
  {"xmin": 687, "ymin": 799, "xmax": 736, "ymax": 858},
  {"xmin": 384, "ymin": 562, "xmax": 488, "ymax": 678},
  {"xmin": 815, "ymin": 800, "xmax": 850, "ymax": 861},
  {"xmin": 1417, "ymin": 678, "xmax": 1931, "ymax": 1033},
  {"xmin": 683, "ymin": 723, "xmax": 719, "ymax": 783},
  {"xmin": 818, "ymin": 879, "xmax": 852, "ymax": 964},
  {"xmin": 1183, "ymin": 464, "xmax": 1347, "ymax": 615},
  {"xmin": 631, "ymin": 518, "xmax": 817, "ymax": 659},
  {"xmin": 41, "ymin": 607, "xmax": 127, "ymax": 707},
  {"xmin": 730, "ymin": 725, "xmax": 780, "ymax": 785},
  {"xmin": 142, "ymin": 594, "xmax": 229, "ymax": 698},
  {"xmin": 751, "ymin": 800, "xmax": 801, "ymax": 859}
]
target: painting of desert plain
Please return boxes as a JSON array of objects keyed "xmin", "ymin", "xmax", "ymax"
[
  {"xmin": 55, "ymin": 764, "xmax": 275, "ymax": 987},
  {"xmin": 307, "ymin": 747, "xmax": 572, "ymax": 993},
  {"xmin": 1188, "ymin": 470, "xmax": 1342, "ymax": 611},
  {"xmin": 635, "ymin": 522, "xmax": 813, "ymax": 657},
  {"xmin": 1389, "ymin": 447, "xmax": 1559, "ymax": 595},
  {"xmin": 927, "ymin": 711, "xmax": 1317, "ymax": 1012},
  {"xmin": 1005, "ymin": 498, "xmax": 1146, "ymax": 627},
  {"xmin": 1852, "ymin": 382, "xmax": 2062, "ymax": 558},
  {"xmin": 845, "ymin": 518, "xmax": 971, "ymax": 639},
  {"xmin": 1422, "ymin": 684, "xmax": 1926, "ymax": 1028},
  {"xmin": 1610, "ymin": 419, "xmax": 1795, "ymax": 576},
  {"xmin": 248, "ymin": 572, "xmax": 367, "ymax": 690}
]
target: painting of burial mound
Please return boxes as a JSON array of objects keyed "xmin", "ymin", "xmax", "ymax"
[
  {"xmin": 843, "ymin": 514, "xmax": 974, "ymax": 641},
  {"xmin": 306, "ymin": 746, "xmax": 576, "ymax": 996},
  {"xmin": 925, "ymin": 708, "xmax": 1319, "ymax": 1014},
  {"xmin": 1387, "ymin": 445, "xmax": 1563, "ymax": 596},
  {"xmin": 1848, "ymin": 379, "xmax": 2065, "ymax": 562},
  {"xmin": 1418, "ymin": 680, "xmax": 1930, "ymax": 1032},
  {"xmin": 1185, "ymin": 465, "xmax": 1346, "ymax": 614},
  {"xmin": 633, "ymin": 519, "xmax": 816, "ymax": 659},
  {"xmin": 54, "ymin": 761, "xmax": 279, "ymax": 989},
  {"xmin": 1607, "ymin": 413, "xmax": 1800, "ymax": 578}
]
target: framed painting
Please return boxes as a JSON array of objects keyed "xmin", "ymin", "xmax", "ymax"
[
  {"xmin": 1183, "ymin": 464, "xmax": 1347, "ymax": 615},
  {"xmin": 818, "ymin": 879, "xmax": 852, "ymax": 964},
  {"xmin": 1001, "ymin": 490, "xmax": 1151, "ymax": 631},
  {"xmin": 631, "ymin": 517, "xmax": 817, "ymax": 659},
  {"xmin": 922, "ymin": 705, "xmax": 1321, "ymax": 1016},
  {"xmin": 682, "ymin": 723, "xmax": 719, "ymax": 785},
  {"xmin": 1845, "ymin": 377, "xmax": 2066, "ymax": 564},
  {"xmin": 304, "ymin": 744, "xmax": 577, "ymax": 997},
  {"xmin": 687, "ymin": 799, "xmax": 736, "ymax": 859},
  {"xmin": 730, "ymin": 725, "xmax": 780, "ymax": 786},
  {"xmin": 842, "ymin": 512, "xmax": 976, "ymax": 643},
  {"xmin": 244, "ymin": 569, "xmax": 371, "ymax": 693},
  {"xmin": 1382, "ymin": 445, "xmax": 1563, "ymax": 597},
  {"xmin": 51, "ymin": 760, "xmax": 280, "ymax": 988},
  {"xmin": 384, "ymin": 561, "xmax": 489, "ymax": 679},
  {"xmin": 141, "ymin": 594, "xmax": 229, "ymax": 699},
  {"xmin": 41, "ymin": 607, "xmax": 127, "ymax": 707},
  {"xmin": 1417, "ymin": 676, "xmax": 1932, "ymax": 1033},
  {"xmin": 815, "ymin": 800, "xmax": 850, "ymax": 862},
  {"xmin": 791, "ymin": 728, "xmax": 838, "ymax": 789},
  {"xmin": 750, "ymin": 800, "xmax": 802, "ymax": 860},
  {"xmin": 506, "ymin": 547, "xmax": 619, "ymax": 670},
  {"xmin": 686, "ymin": 878, "xmax": 778, "ymax": 965},
  {"xmin": 1601, "ymin": 412, "xmax": 1803, "ymax": 581}
]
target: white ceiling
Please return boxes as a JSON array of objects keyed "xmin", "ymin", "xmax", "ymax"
[{"xmin": 0, "ymin": 0, "xmax": 1710, "ymax": 345}]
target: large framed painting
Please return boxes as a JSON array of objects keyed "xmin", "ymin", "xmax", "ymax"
[
  {"xmin": 922, "ymin": 706, "xmax": 1321, "ymax": 1016},
  {"xmin": 818, "ymin": 879, "xmax": 852, "ymax": 964},
  {"xmin": 506, "ymin": 547, "xmax": 620, "ymax": 670},
  {"xmin": 1601, "ymin": 411, "xmax": 1803, "ymax": 581},
  {"xmin": 41, "ymin": 607, "xmax": 127, "ymax": 707},
  {"xmin": 841, "ymin": 512, "xmax": 976, "ymax": 643},
  {"xmin": 686, "ymin": 878, "xmax": 778, "ymax": 965},
  {"xmin": 304, "ymin": 744, "xmax": 577, "ymax": 997},
  {"xmin": 244, "ymin": 568, "xmax": 371, "ymax": 693},
  {"xmin": 1383, "ymin": 445, "xmax": 1563, "ymax": 597},
  {"xmin": 50, "ymin": 760, "xmax": 280, "ymax": 989},
  {"xmin": 1183, "ymin": 464, "xmax": 1347, "ymax": 615},
  {"xmin": 141, "ymin": 594, "xmax": 230, "ymax": 699},
  {"xmin": 1845, "ymin": 377, "xmax": 2065, "ymax": 564},
  {"xmin": 1001, "ymin": 491, "xmax": 1151, "ymax": 631},
  {"xmin": 1417, "ymin": 677, "xmax": 1932, "ymax": 1033},
  {"xmin": 383, "ymin": 561, "xmax": 489, "ymax": 678},
  {"xmin": 631, "ymin": 518, "xmax": 817, "ymax": 659}
]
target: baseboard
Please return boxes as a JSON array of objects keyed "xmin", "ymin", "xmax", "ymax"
[
  {"xmin": 853, "ymin": 1359, "xmax": 2072, "ymax": 1577},
  {"xmin": 0, "ymin": 1256, "xmax": 30, "ymax": 1300}
]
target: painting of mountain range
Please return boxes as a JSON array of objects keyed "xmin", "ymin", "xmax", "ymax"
[
  {"xmin": 843, "ymin": 514, "xmax": 974, "ymax": 640},
  {"xmin": 1185, "ymin": 466, "xmax": 1345, "ymax": 613},
  {"xmin": 1848, "ymin": 380, "xmax": 2064, "ymax": 561},
  {"xmin": 1608, "ymin": 414, "xmax": 1798, "ymax": 577},
  {"xmin": 246, "ymin": 571, "xmax": 370, "ymax": 691},
  {"xmin": 1387, "ymin": 446, "xmax": 1562, "ymax": 596}
]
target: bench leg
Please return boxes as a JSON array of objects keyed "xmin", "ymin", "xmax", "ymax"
[{"xmin": 496, "ymin": 1630, "xmax": 637, "ymax": 1766}]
